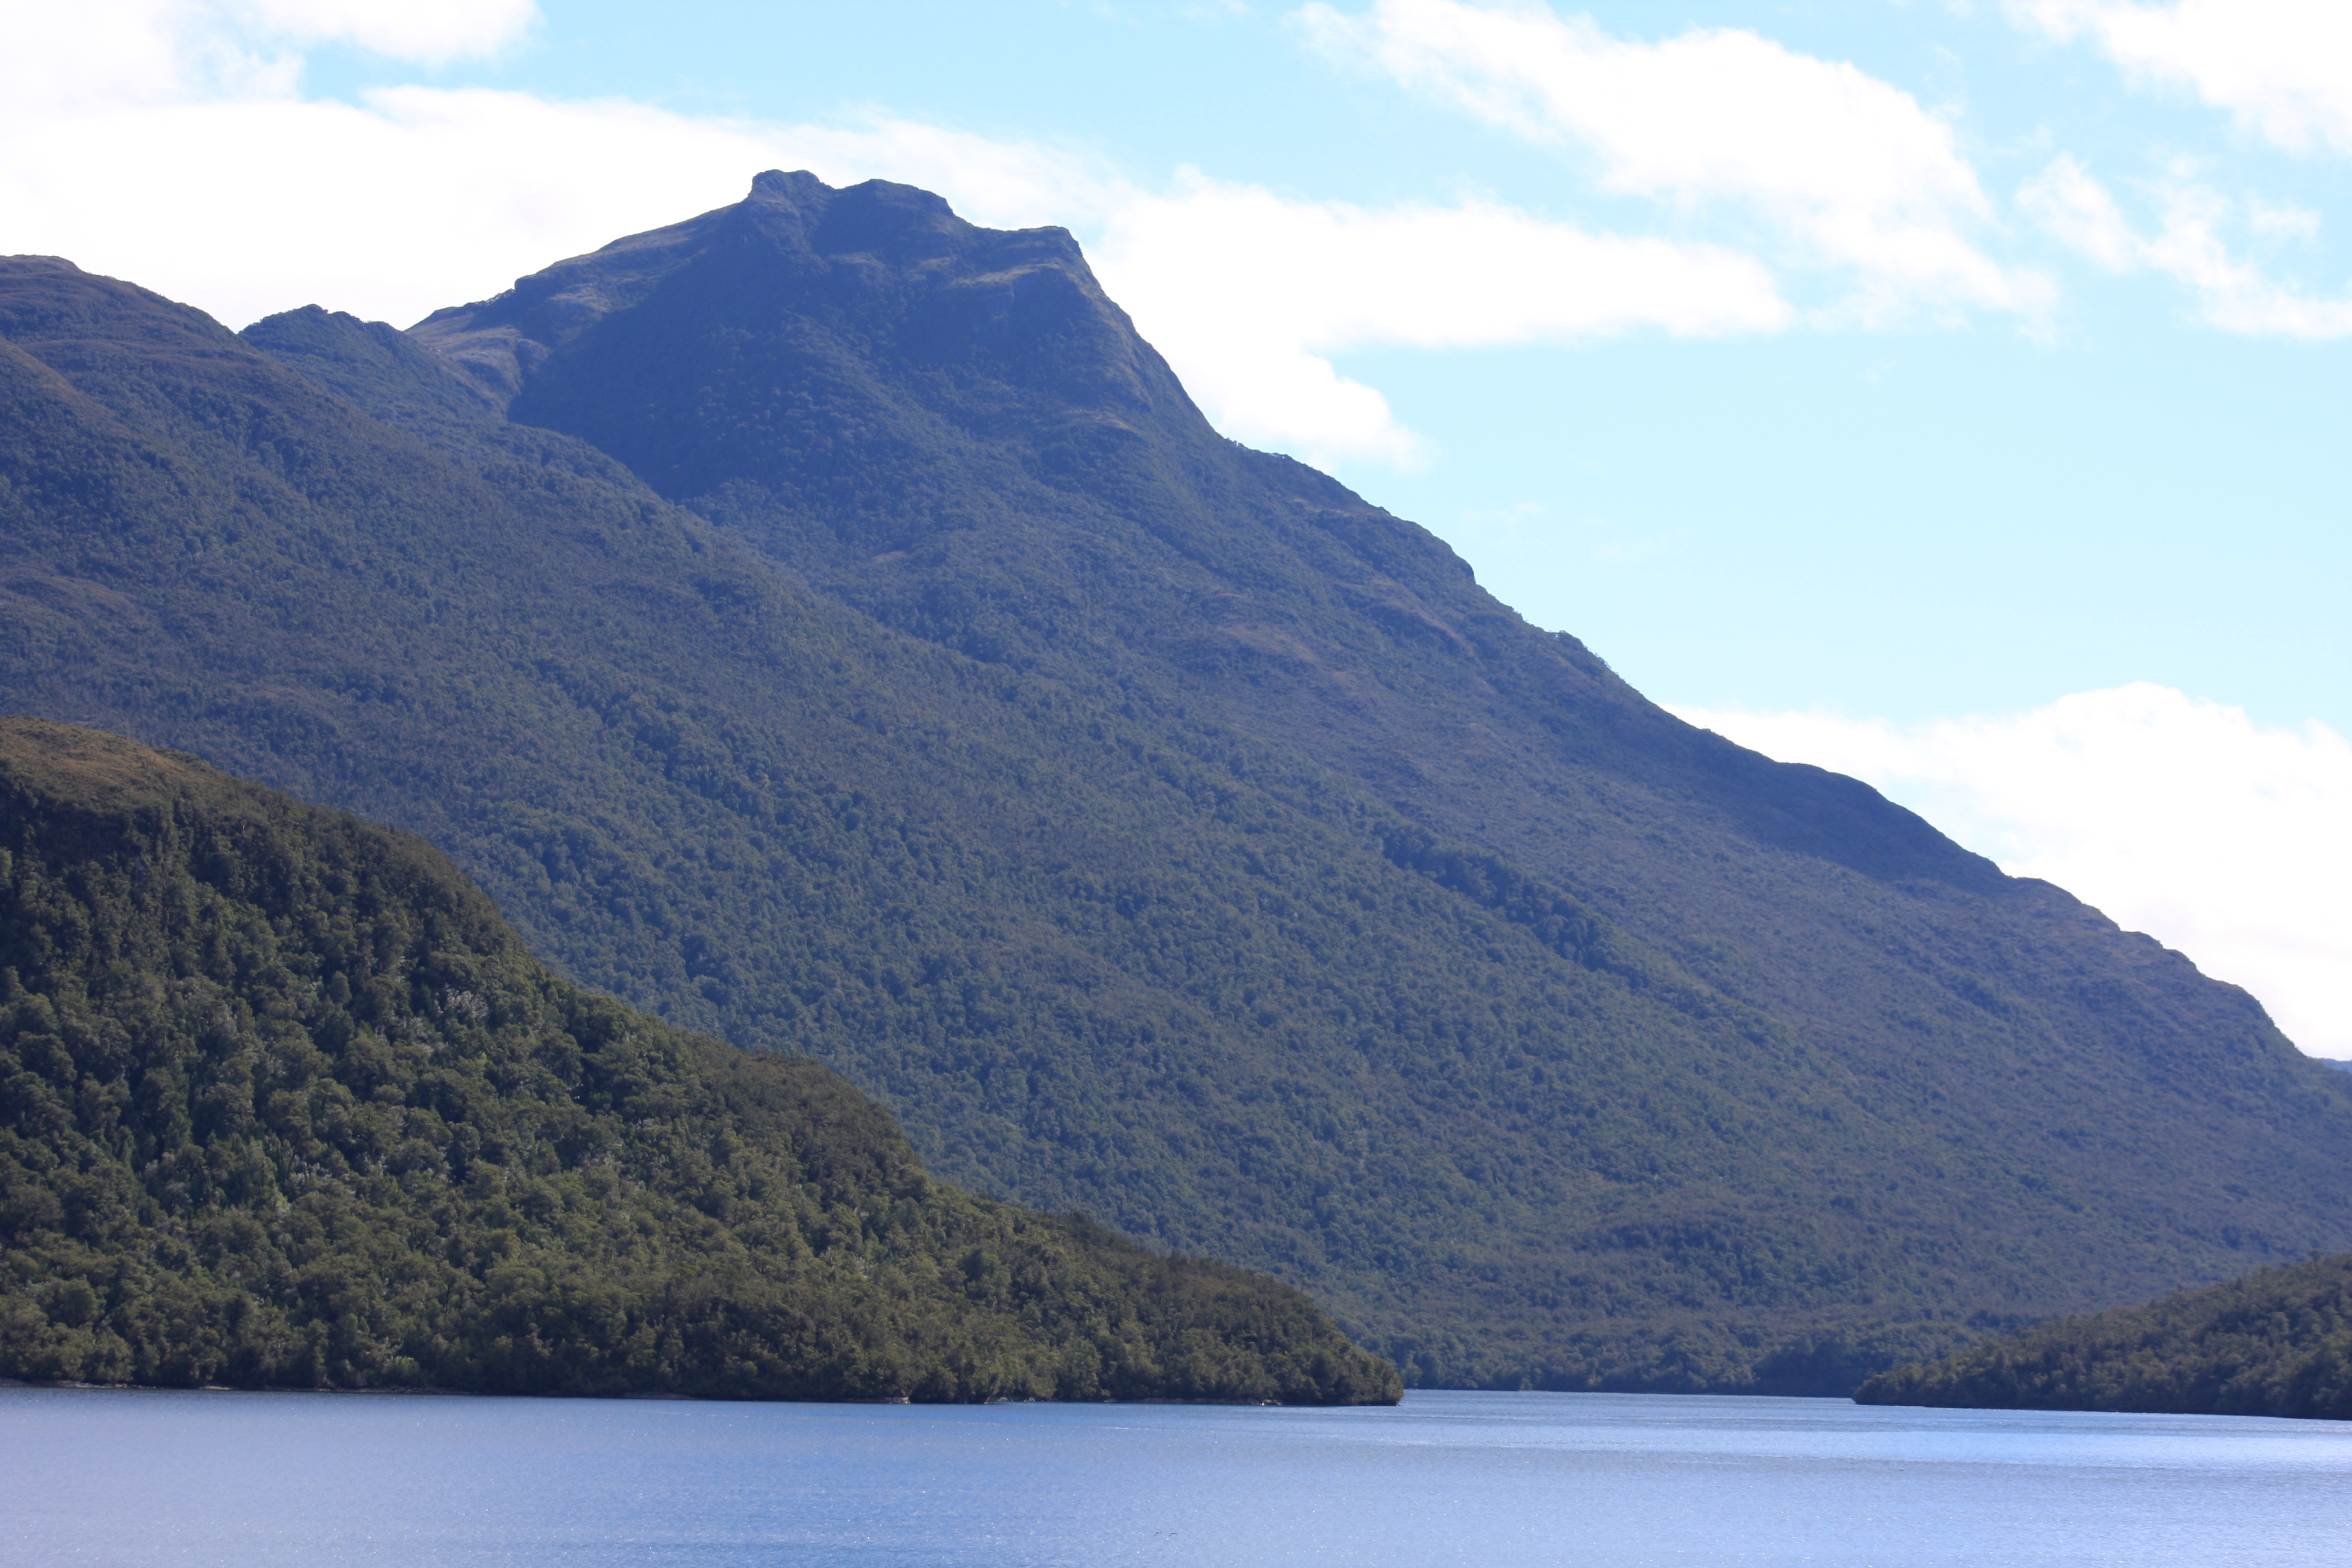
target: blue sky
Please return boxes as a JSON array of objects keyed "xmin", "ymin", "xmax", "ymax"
[{"xmin": 4, "ymin": 1, "xmax": 2349, "ymax": 1051}]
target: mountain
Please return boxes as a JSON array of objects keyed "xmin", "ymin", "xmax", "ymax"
[
  {"xmin": 0, "ymin": 717, "xmax": 1396, "ymax": 1402},
  {"xmin": 1855, "ymin": 1253, "xmax": 2352, "ymax": 1419},
  {"xmin": 4, "ymin": 177, "xmax": 2350, "ymax": 1394}
]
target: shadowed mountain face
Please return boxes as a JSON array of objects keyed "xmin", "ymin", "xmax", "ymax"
[
  {"xmin": 416, "ymin": 173, "xmax": 1998, "ymax": 889},
  {"xmin": 5, "ymin": 175, "xmax": 2351, "ymax": 1394}
]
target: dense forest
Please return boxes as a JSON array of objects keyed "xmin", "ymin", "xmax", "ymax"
[
  {"xmin": 0, "ymin": 717, "xmax": 1397, "ymax": 1403},
  {"xmin": 1857, "ymin": 1253, "xmax": 2352, "ymax": 1419},
  {"xmin": 5, "ymin": 180, "xmax": 2351, "ymax": 1395}
]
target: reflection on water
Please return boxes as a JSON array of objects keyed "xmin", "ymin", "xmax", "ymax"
[{"xmin": 4, "ymin": 1385, "xmax": 2347, "ymax": 1566}]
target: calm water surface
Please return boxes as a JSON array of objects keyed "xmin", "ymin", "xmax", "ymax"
[{"xmin": 3, "ymin": 1385, "xmax": 2346, "ymax": 1566}]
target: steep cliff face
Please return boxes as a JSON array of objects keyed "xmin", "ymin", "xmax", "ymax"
[{"xmin": 4, "ymin": 189, "xmax": 2349, "ymax": 1397}]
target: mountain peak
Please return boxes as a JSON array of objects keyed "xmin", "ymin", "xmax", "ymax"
[
  {"xmin": 411, "ymin": 171, "xmax": 1117, "ymax": 417},
  {"xmin": 746, "ymin": 166, "xmax": 828, "ymax": 204}
]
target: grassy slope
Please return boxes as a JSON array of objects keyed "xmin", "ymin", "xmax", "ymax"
[
  {"xmin": 4, "ymin": 236, "xmax": 2351, "ymax": 1394},
  {"xmin": 1855, "ymin": 1253, "xmax": 2352, "ymax": 1419},
  {"xmin": 0, "ymin": 716, "xmax": 1397, "ymax": 1402}
]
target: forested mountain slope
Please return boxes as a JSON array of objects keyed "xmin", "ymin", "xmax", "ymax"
[
  {"xmin": 4, "ymin": 198, "xmax": 2350, "ymax": 1394},
  {"xmin": 0, "ymin": 717, "xmax": 1395, "ymax": 1402},
  {"xmin": 1856, "ymin": 1253, "xmax": 2352, "ymax": 1420}
]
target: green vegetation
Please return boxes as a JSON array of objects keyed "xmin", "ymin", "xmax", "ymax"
[
  {"xmin": 0, "ymin": 718, "xmax": 1398, "ymax": 1403},
  {"xmin": 1856, "ymin": 1253, "xmax": 2352, "ymax": 1419},
  {"xmin": 5, "ymin": 185, "xmax": 2352, "ymax": 1399}
]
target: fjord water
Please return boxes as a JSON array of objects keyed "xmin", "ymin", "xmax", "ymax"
[{"xmin": 5, "ymin": 1388, "xmax": 2344, "ymax": 1567}]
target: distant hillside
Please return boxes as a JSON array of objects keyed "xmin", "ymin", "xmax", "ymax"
[
  {"xmin": 0, "ymin": 718, "xmax": 1396, "ymax": 1403},
  {"xmin": 1856, "ymin": 1255, "xmax": 2352, "ymax": 1420},
  {"xmin": 4, "ymin": 182, "xmax": 2352, "ymax": 1397}
]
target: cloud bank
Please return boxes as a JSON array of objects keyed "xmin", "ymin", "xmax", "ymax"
[
  {"xmin": 2014, "ymin": 1, "xmax": 2352, "ymax": 157},
  {"xmin": 2019, "ymin": 152, "xmax": 2352, "ymax": 336},
  {"xmin": 1674, "ymin": 685, "xmax": 2352, "ymax": 1058},
  {"xmin": 1299, "ymin": 0, "xmax": 2051, "ymax": 322},
  {"xmin": 1089, "ymin": 177, "xmax": 1786, "ymax": 464}
]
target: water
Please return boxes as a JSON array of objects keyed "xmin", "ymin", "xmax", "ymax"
[{"xmin": 3, "ymin": 1386, "xmax": 2346, "ymax": 1566}]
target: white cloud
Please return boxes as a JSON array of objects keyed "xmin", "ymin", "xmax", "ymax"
[
  {"xmin": 1674, "ymin": 685, "xmax": 2352, "ymax": 1058},
  {"xmin": 2016, "ymin": 154, "xmax": 2143, "ymax": 270},
  {"xmin": 1089, "ymin": 174, "xmax": 1788, "ymax": 465},
  {"xmin": 0, "ymin": 0, "xmax": 538, "ymax": 126},
  {"xmin": 0, "ymin": 0, "xmax": 1794, "ymax": 466},
  {"xmin": 2019, "ymin": 154, "xmax": 2352, "ymax": 336},
  {"xmin": 232, "ymin": 0, "xmax": 539, "ymax": 64},
  {"xmin": 1, "ymin": 1, "xmax": 195, "ymax": 118},
  {"xmin": 1298, "ymin": 0, "xmax": 2050, "ymax": 322},
  {"xmin": 2014, "ymin": 1, "xmax": 2352, "ymax": 157}
]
